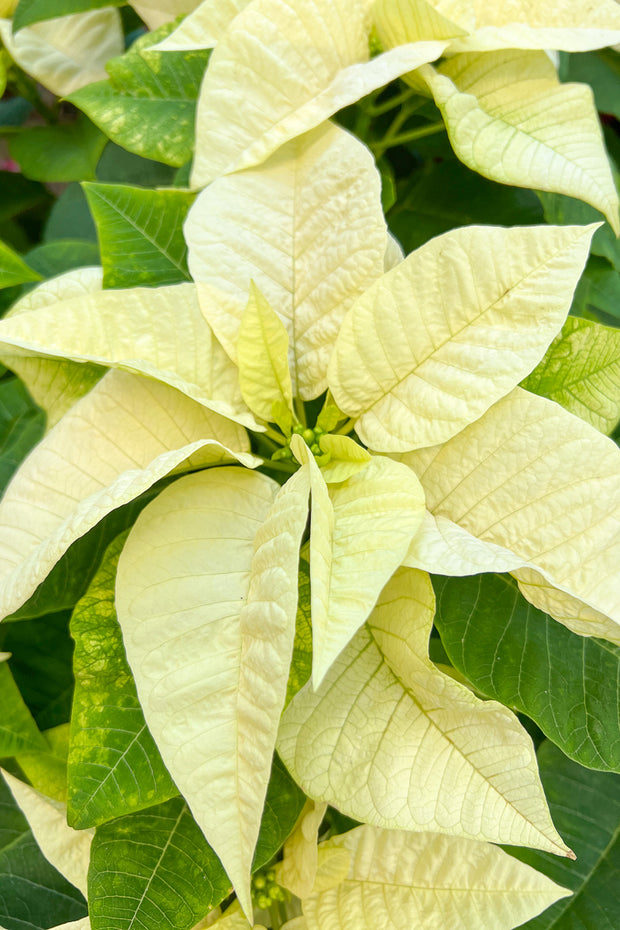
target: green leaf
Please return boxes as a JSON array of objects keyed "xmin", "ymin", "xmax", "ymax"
[
  {"xmin": 95, "ymin": 142, "xmax": 176, "ymax": 188},
  {"xmin": 67, "ymin": 24, "xmax": 211, "ymax": 168},
  {"xmin": 251, "ymin": 754, "xmax": 305, "ymax": 872},
  {"xmin": 0, "ymin": 171, "xmax": 50, "ymax": 224},
  {"xmin": 434, "ymin": 573, "xmax": 620, "ymax": 773},
  {"xmin": 9, "ymin": 115, "xmax": 107, "ymax": 183},
  {"xmin": 68, "ymin": 532, "xmax": 177, "ymax": 829},
  {"xmin": 538, "ymin": 186, "xmax": 620, "ymax": 271},
  {"xmin": 284, "ymin": 556, "xmax": 312, "ymax": 709},
  {"xmin": 25, "ymin": 239, "xmax": 100, "ymax": 279},
  {"xmin": 389, "ymin": 158, "xmax": 544, "ymax": 254},
  {"xmin": 522, "ymin": 317, "xmax": 620, "ymax": 434},
  {"xmin": 509, "ymin": 741, "xmax": 620, "ymax": 929},
  {"xmin": 0, "ymin": 238, "xmax": 42, "ymax": 289},
  {"xmin": 0, "ymin": 773, "xmax": 87, "ymax": 930},
  {"xmin": 13, "ymin": 0, "xmax": 125, "ymax": 32},
  {"xmin": 0, "ymin": 660, "xmax": 47, "ymax": 757},
  {"xmin": 565, "ymin": 49, "xmax": 620, "ymax": 122},
  {"xmin": 44, "ymin": 184, "xmax": 98, "ymax": 244},
  {"xmin": 0, "ymin": 612, "xmax": 75, "ymax": 730},
  {"xmin": 0, "ymin": 377, "xmax": 45, "ymax": 494},
  {"xmin": 83, "ymin": 182, "xmax": 194, "ymax": 288}
]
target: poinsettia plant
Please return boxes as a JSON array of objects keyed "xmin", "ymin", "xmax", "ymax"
[{"xmin": 1, "ymin": 1, "xmax": 620, "ymax": 929}]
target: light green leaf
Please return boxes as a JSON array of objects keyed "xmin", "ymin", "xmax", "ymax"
[
  {"xmin": 522, "ymin": 316, "xmax": 620, "ymax": 435},
  {"xmin": 317, "ymin": 434, "xmax": 371, "ymax": 484},
  {"xmin": 301, "ymin": 825, "xmax": 570, "ymax": 930},
  {"xmin": 0, "ymin": 370, "xmax": 254, "ymax": 622},
  {"xmin": 508, "ymin": 741, "xmax": 620, "ymax": 930},
  {"xmin": 67, "ymin": 24, "xmax": 210, "ymax": 168},
  {"xmin": 190, "ymin": 0, "xmax": 445, "ymax": 186},
  {"xmin": 436, "ymin": 572, "xmax": 620, "ymax": 772},
  {"xmin": 153, "ymin": 0, "xmax": 251, "ymax": 50},
  {"xmin": 329, "ymin": 223, "xmax": 595, "ymax": 453},
  {"xmin": 237, "ymin": 283, "xmax": 294, "ymax": 428},
  {"xmin": 0, "ymin": 282, "xmax": 256, "ymax": 429},
  {"xmin": 420, "ymin": 50, "xmax": 619, "ymax": 232},
  {"xmin": 0, "ymin": 773, "xmax": 87, "ymax": 929},
  {"xmin": 9, "ymin": 116, "xmax": 106, "ymax": 183},
  {"xmin": 1, "ymin": 769, "xmax": 92, "ymax": 896},
  {"xmin": 0, "ymin": 659, "xmax": 47, "ymax": 756},
  {"xmin": 0, "ymin": 9, "xmax": 123, "ymax": 97},
  {"xmin": 115, "ymin": 468, "xmax": 278, "ymax": 915},
  {"xmin": 88, "ymin": 797, "xmax": 231, "ymax": 930},
  {"xmin": 82, "ymin": 183, "xmax": 194, "ymax": 288},
  {"xmin": 16, "ymin": 723, "xmax": 70, "ymax": 802},
  {"xmin": 186, "ymin": 122, "xmax": 388, "ymax": 399},
  {"xmin": 68, "ymin": 533, "xmax": 177, "ymax": 829},
  {"xmin": 279, "ymin": 566, "xmax": 570, "ymax": 856},
  {"xmin": 0, "ymin": 267, "xmax": 105, "ymax": 429},
  {"xmin": 399, "ymin": 387, "xmax": 620, "ymax": 639},
  {"xmin": 294, "ymin": 438, "xmax": 426, "ymax": 685},
  {"xmin": 0, "ymin": 238, "xmax": 42, "ymax": 288}
]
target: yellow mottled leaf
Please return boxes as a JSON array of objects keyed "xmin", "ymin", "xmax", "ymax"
[
  {"xmin": 0, "ymin": 371, "xmax": 254, "ymax": 622},
  {"xmin": 237, "ymin": 283, "xmax": 294, "ymax": 427},
  {"xmin": 278, "ymin": 567, "xmax": 570, "ymax": 856},
  {"xmin": 421, "ymin": 51, "xmax": 619, "ymax": 232},
  {"xmin": 187, "ymin": 122, "xmax": 388, "ymax": 399},
  {"xmin": 301, "ymin": 826, "xmax": 571, "ymax": 930},
  {"xmin": 1, "ymin": 770, "xmax": 93, "ymax": 896},
  {"xmin": 190, "ymin": 0, "xmax": 445, "ymax": 186},
  {"xmin": 0, "ymin": 9, "xmax": 123, "ymax": 96},
  {"xmin": 329, "ymin": 224, "xmax": 595, "ymax": 452}
]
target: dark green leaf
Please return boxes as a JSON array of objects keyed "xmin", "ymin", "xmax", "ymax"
[
  {"xmin": 252, "ymin": 754, "xmax": 305, "ymax": 871},
  {"xmin": 88, "ymin": 797, "xmax": 231, "ymax": 930},
  {"xmin": 434, "ymin": 573, "xmax": 620, "ymax": 772},
  {"xmin": 0, "ymin": 612, "xmax": 75, "ymax": 729},
  {"xmin": 0, "ymin": 773, "xmax": 87, "ymax": 930},
  {"xmin": 510, "ymin": 741, "xmax": 620, "ymax": 929},
  {"xmin": 96, "ymin": 142, "xmax": 175, "ymax": 188},
  {"xmin": 0, "ymin": 97, "xmax": 32, "ymax": 128},
  {"xmin": 538, "ymin": 188, "xmax": 620, "ymax": 271},
  {"xmin": 44, "ymin": 183, "xmax": 98, "ymax": 244},
  {"xmin": 389, "ymin": 159, "xmax": 543, "ymax": 254},
  {"xmin": 285, "ymin": 557, "xmax": 312, "ymax": 709},
  {"xmin": 26, "ymin": 239, "xmax": 100, "ymax": 279},
  {"xmin": 83, "ymin": 183, "xmax": 194, "ymax": 288},
  {"xmin": 67, "ymin": 25, "xmax": 211, "ymax": 167},
  {"xmin": 0, "ymin": 661, "xmax": 47, "ymax": 757},
  {"xmin": 0, "ymin": 171, "xmax": 50, "ymax": 223},
  {"xmin": 0, "ymin": 377, "xmax": 45, "ymax": 494},
  {"xmin": 68, "ymin": 532, "xmax": 177, "ymax": 829},
  {"xmin": 565, "ymin": 50, "xmax": 620, "ymax": 121},
  {"xmin": 13, "ymin": 0, "xmax": 125, "ymax": 32},
  {"xmin": 0, "ymin": 239, "xmax": 42, "ymax": 289},
  {"xmin": 9, "ymin": 115, "xmax": 107, "ymax": 183},
  {"xmin": 6, "ymin": 485, "xmax": 163, "ymax": 622}
]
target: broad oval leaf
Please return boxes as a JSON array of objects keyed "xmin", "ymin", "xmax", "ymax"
[
  {"xmin": 186, "ymin": 121, "xmax": 388, "ymax": 399},
  {"xmin": 434, "ymin": 573, "xmax": 620, "ymax": 773},
  {"xmin": 399, "ymin": 387, "xmax": 620, "ymax": 637},
  {"xmin": 328, "ymin": 224, "xmax": 595, "ymax": 452},
  {"xmin": 68, "ymin": 532, "xmax": 177, "ymax": 829},
  {"xmin": 115, "ymin": 467, "xmax": 292, "ymax": 916},
  {"xmin": 190, "ymin": 0, "xmax": 445, "ymax": 186},
  {"xmin": 522, "ymin": 316, "xmax": 620, "ymax": 435},
  {"xmin": 420, "ymin": 51, "xmax": 619, "ymax": 232},
  {"xmin": 279, "ymin": 566, "xmax": 570, "ymax": 856},
  {"xmin": 0, "ymin": 9, "xmax": 123, "ymax": 97},
  {"xmin": 0, "ymin": 282, "xmax": 256, "ymax": 429},
  {"xmin": 0, "ymin": 370, "xmax": 254, "ymax": 621}
]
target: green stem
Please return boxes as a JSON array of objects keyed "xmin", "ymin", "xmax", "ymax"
[
  {"xmin": 268, "ymin": 902, "xmax": 283, "ymax": 930},
  {"xmin": 366, "ymin": 86, "xmax": 420, "ymax": 117},
  {"xmin": 263, "ymin": 424, "xmax": 287, "ymax": 445},
  {"xmin": 335, "ymin": 418, "xmax": 356, "ymax": 436},
  {"xmin": 294, "ymin": 396, "xmax": 307, "ymax": 428},
  {"xmin": 259, "ymin": 459, "xmax": 297, "ymax": 475},
  {"xmin": 373, "ymin": 120, "xmax": 445, "ymax": 158}
]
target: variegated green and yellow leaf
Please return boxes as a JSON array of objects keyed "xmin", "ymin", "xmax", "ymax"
[
  {"xmin": 399, "ymin": 387, "xmax": 620, "ymax": 640},
  {"xmin": 522, "ymin": 316, "xmax": 620, "ymax": 435},
  {"xmin": 1, "ymin": 770, "xmax": 92, "ymax": 896},
  {"xmin": 301, "ymin": 826, "xmax": 571, "ymax": 930},
  {"xmin": 186, "ymin": 122, "xmax": 388, "ymax": 399},
  {"xmin": 237, "ymin": 284, "xmax": 294, "ymax": 428},
  {"xmin": 115, "ymin": 466, "xmax": 308, "ymax": 917},
  {"xmin": 0, "ymin": 9, "xmax": 123, "ymax": 97},
  {"xmin": 420, "ymin": 51, "xmax": 619, "ymax": 232},
  {"xmin": 328, "ymin": 224, "xmax": 595, "ymax": 452},
  {"xmin": 0, "ymin": 282, "xmax": 256, "ymax": 429},
  {"xmin": 190, "ymin": 0, "xmax": 445, "ymax": 186},
  {"xmin": 0, "ymin": 267, "xmax": 105, "ymax": 428},
  {"xmin": 153, "ymin": 0, "xmax": 252, "ymax": 50},
  {"xmin": 293, "ymin": 437, "xmax": 425, "ymax": 685},
  {"xmin": 0, "ymin": 371, "xmax": 254, "ymax": 622},
  {"xmin": 278, "ymin": 567, "xmax": 570, "ymax": 855}
]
